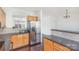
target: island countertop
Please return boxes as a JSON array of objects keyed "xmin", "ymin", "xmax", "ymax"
[
  {"xmin": 43, "ymin": 34, "xmax": 79, "ymax": 51},
  {"xmin": 0, "ymin": 28, "xmax": 29, "ymax": 35},
  {"xmin": 0, "ymin": 28, "xmax": 29, "ymax": 51},
  {"xmin": 0, "ymin": 28, "xmax": 29, "ymax": 42}
]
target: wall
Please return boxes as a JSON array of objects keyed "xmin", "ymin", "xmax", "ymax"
[
  {"xmin": 41, "ymin": 7, "xmax": 79, "ymax": 35},
  {"xmin": 41, "ymin": 14, "xmax": 55, "ymax": 35},
  {"xmin": 51, "ymin": 7, "xmax": 79, "ymax": 42},
  {"xmin": 4, "ymin": 7, "xmax": 40, "ymax": 28},
  {"xmin": 55, "ymin": 8, "xmax": 79, "ymax": 32},
  {"xmin": 6, "ymin": 10, "xmax": 14, "ymax": 28}
]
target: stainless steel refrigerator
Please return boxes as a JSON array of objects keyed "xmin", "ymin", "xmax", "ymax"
[{"xmin": 27, "ymin": 21, "xmax": 41, "ymax": 45}]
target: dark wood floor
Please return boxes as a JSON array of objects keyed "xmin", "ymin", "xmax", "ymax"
[{"xmin": 13, "ymin": 43, "xmax": 42, "ymax": 51}]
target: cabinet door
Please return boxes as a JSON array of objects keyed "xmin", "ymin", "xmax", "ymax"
[
  {"xmin": 18, "ymin": 34, "xmax": 23, "ymax": 47},
  {"xmin": 44, "ymin": 38, "xmax": 54, "ymax": 51},
  {"xmin": 27, "ymin": 16, "xmax": 38, "ymax": 21},
  {"xmin": 22, "ymin": 33, "xmax": 29, "ymax": 45},
  {"xmin": 11, "ymin": 33, "xmax": 29, "ymax": 49},
  {"xmin": 0, "ymin": 8, "xmax": 5, "ymax": 27},
  {"xmin": 11, "ymin": 35, "xmax": 18, "ymax": 49},
  {"xmin": 54, "ymin": 42, "xmax": 71, "ymax": 51}
]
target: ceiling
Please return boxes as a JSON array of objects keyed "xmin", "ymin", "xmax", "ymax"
[
  {"xmin": 2, "ymin": 7, "xmax": 41, "ymax": 17},
  {"xmin": 2, "ymin": 7, "xmax": 79, "ymax": 17}
]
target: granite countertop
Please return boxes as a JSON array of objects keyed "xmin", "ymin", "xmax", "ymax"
[
  {"xmin": 0, "ymin": 28, "xmax": 29, "ymax": 42},
  {"xmin": 0, "ymin": 28, "xmax": 29, "ymax": 35},
  {"xmin": 51, "ymin": 29, "xmax": 79, "ymax": 34},
  {"xmin": 43, "ymin": 34, "xmax": 79, "ymax": 51}
]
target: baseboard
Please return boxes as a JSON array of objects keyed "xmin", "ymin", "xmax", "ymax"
[
  {"xmin": 10, "ymin": 45, "xmax": 29, "ymax": 51},
  {"xmin": 10, "ymin": 42, "xmax": 41, "ymax": 51}
]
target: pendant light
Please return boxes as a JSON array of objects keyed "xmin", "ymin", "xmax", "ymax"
[{"xmin": 64, "ymin": 9, "xmax": 70, "ymax": 19}]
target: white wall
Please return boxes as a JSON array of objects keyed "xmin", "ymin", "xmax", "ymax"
[
  {"xmin": 50, "ymin": 7, "xmax": 79, "ymax": 42},
  {"xmin": 55, "ymin": 8, "xmax": 79, "ymax": 32},
  {"xmin": 4, "ymin": 7, "xmax": 40, "ymax": 28},
  {"xmin": 6, "ymin": 10, "xmax": 14, "ymax": 28},
  {"xmin": 41, "ymin": 7, "xmax": 79, "ymax": 35},
  {"xmin": 41, "ymin": 14, "xmax": 55, "ymax": 35}
]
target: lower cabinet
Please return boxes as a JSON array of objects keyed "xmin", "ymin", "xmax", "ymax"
[
  {"xmin": 53, "ymin": 42, "xmax": 71, "ymax": 51},
  {"xmin": 11, "ymin": 33, "xmax": 29, "ymax": 49},
  {"xmin": 44, "ymin": 37, "xmax": 72, "ymax": 51},
  {"xmin": 22, "ymin": 33, "xmax": 29, "ymax": 46},
  {"xmin": 44, "ymin": 38, "xmax": 54, "ymax": 51},
  {"xmin": 11, "ymin": 35, "xmax": 18, "ymax": 49},
  {"xmin": 18, "ymin": 34, "xmax": 23, "ymax": 48}
]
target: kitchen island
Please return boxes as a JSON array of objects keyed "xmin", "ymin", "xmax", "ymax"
[{"xmin": 0, "ymin": 28, "xmax": 29, "ymax": 51}]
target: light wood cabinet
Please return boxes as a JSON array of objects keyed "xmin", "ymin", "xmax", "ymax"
[
  {"xmin": 27, "ymin": 16, "xmax": 38, "ymax": 21},
  {"xmin": 11, "ymin": 35, "xmax": 18, "ymax": 49},
  {"xmin": 44, "ymin": 37, "xmax": 72, "ymax": 51},
  {"xmin": 22, "ymin": 33, "xmax": 29, "ymax": 45},
  {"xmin": 44, "ymin": 38, "xmax": 54, "ymax": 51},
  {"xmin": 54, "ymin": 42, "xmax": 71, "ymax": 51},
  {"xmin": 18, "ymin": 34, "xmax": 23, "ymax": 47},
  {"xmin": 0, "ymin": 7, "xmax": 5, "ymax": 27},
  {"xmin": 11, "ymin": 33, "xmax": 29, "ymax": 49}
]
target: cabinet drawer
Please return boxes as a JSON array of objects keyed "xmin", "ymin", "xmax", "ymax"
[{"xmin": 54, "ymin": 42, "xmax": 71, "ymax": 51}]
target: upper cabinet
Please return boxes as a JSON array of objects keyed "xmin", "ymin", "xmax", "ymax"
[
  {"xmin": 27, "ymin": 16, "xmax": 38, "ymax": 21},
  {"xmin": 0, "ymin": 7, "xmax": 5, "ymax": 28}
]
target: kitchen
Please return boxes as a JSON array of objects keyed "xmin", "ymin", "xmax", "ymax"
[
  {"xmin": 0, "ymin": 7, "xmax": 79, "ymax": 51},
  {"xmin": 0, "ymin": 7, "xmax": 41, "ymax": 51}
]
